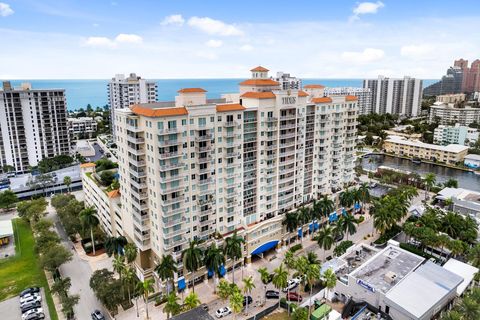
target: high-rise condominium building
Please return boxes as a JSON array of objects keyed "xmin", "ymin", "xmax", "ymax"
[
  {"xmin": 363, "ymin": 76, "xmax": 422, "ymax": 116},
  {"xmin": 324, "ymin": 87, "xmax": 373, "ymax": 115},
  {"xmin": 428, "ymin": 102, "xmax": 480, "ymax": 126},
  {"xmin": 0, "ymin": 81, "xmax": 70, "ymax": 173},
  {"xmin": 108, "ymin": 73, "xmax": 157, "ymax": 135},
  {"xmin": 114, "ymin": 67, "xmax": 358, "ymax": 281},
  {"xmin": 273, "ymin": 71, "xmax": 302, "ymax": 90}
]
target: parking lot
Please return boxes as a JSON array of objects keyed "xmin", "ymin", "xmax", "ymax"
[{"xmin": 0, "ymin": 288, "xmax": 51, "ymax": 320}]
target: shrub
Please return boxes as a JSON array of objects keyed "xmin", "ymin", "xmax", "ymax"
[
  {"xmin": 357, "ymin": 216, "xmax": 365, "ymax": 223},
  {"xmin": 289, "ymin": 243, "xmax": 302, "ymax": 253},
  {"xmin": 100, "ymin": 170, "xmax": 115, "ymax": 186},
  {"xmin": 373, "ymin": 224, "xmax": 402, "ymax": 245},
  {"xmin": 333, "ymin": 240, "xmax": 353, "ymax": 256},
  {"xmin": 95, "ymin": 159, "xmax": 117, "ymax": 172}
]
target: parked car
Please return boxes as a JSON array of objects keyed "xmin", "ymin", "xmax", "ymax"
[
  {"xmin": 243, "ymin": 296, "xmax": 253, "ymax": 307},
  {"xmin": 22, "ymin": 308, "xmax": 43, "ymax": 318},
  {"xmin": 200, "ymin": 303, "xmax": 209, "ymax": 311},
  {"xmin": 20, "ymin": 301, "xmax": 41, "ymax": 314},
  {"xmin": 22, "ymin": 308, "xmax": 44, "ymax": 319},
  {"xmin": 334, "ymin": 233, "xmax": 344, "ymax": 242},
  {"xmin": 19, "ymin": 287, "xmax": 40, "ymax": 298},
  {"xmin": 265, "ymin": 290, "xmax": 280, "ymax": 299},
  {"xmin": 286, "ymin": 292, "xmax": 303, "ymax": 302},
  {"xmin": 282, "ymin": 278, "xmax": 301, "ymax": 292},
  {"xmin": 24, "ymin": 313, "xmax": 45, "ymax": 320},
  {"xmin": 20, "ymin": 295, "xmax": 41, "ymax": 306},
  {"xmin": 215, "ymin": 306, "xmax": 232, "ymax": 318},
  {"xmin": 91, "ymin": 309, "xmax": 106, "ymax": 320}
]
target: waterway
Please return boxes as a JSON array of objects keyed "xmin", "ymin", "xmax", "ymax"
[{"xmin": 361, "ymin": 154, "xmax": 480, "ymax": 192}]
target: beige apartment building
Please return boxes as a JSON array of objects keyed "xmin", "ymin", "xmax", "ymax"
[
  {"xmin": 113, "ymin": 67, "xmax": 358, "ymax": 285},
  {"xmin": 436, "ymin": 93, "xmax": 466, "ymax": 104},
  {"xmin": 384, "ymin": 135, "xmax": 469, "ymax": 164}
]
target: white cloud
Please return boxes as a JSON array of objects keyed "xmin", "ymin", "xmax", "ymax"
[
  {"xmin": 351, "ymin": 1, "xmax": 384, "ymax": 21},
  {"xmin": 400, "ymin": 44, "xmax": 434, "ymax": 59},
  {"xmin": 188, "ymin": 16, "xmax": 243, "ymax": 36},
  {"xmin": 342, "ymin": 48, "xmax": 385, "ymax": 63},
  {"xmin": 196, "ymin": 51, "xmax": 218, "ymax": 60},
  {"xmin": 161, "ymin": 14, "xmax": 185, "ymax": 26},
  {"xmin": 0, "ymin": 2, "xmax": 14, "ymax": 17},
  {"xmin": 205, "ymin": 39, "xmax": 223, "ymax": 48},
  {"xmin": 92, "ymin": 23, "xmax": 100, "ymax": 28},
  {"xmin": 240, "ymin": 44, "xmax": 253, "ymax": 52},
  {"xmin": 83, "ymin": 33, "xmax": 142, "ymax": 48},
  {"xmin": 115, "ymin": 33, "xmax": 143, "ymax": 44}
]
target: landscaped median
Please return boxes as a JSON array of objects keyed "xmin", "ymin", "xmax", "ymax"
[{"xmin": 0, "ymin": 218, "xmax": 59, "ymax": 320}]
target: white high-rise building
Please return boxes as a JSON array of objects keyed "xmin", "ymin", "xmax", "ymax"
[
  {"xmin": 363, "ymin": 76, "xmax": 423, "ymax": 116},
  {"xmin": 108, "ymin": 73, "xmax": 157, "ymax": 135},
  {"xmin": 324, "ymin": 87, "xmax": 373, "ymax": 115},
  {"xmin": 273, "ymin": 71, "xmax": 302, "ymax": 90},
  {"xmin": 0, "ymin": 81, "xmax": 71, "ymax": 173},
  {"xmin": 114, "ymin": 67, "xmax": 358, "ymax": 284}
]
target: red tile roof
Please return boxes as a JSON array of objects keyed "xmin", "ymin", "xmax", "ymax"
[
  {"xmin": 80, "ymin": 163, "xmax": 96, "ymax": 168},
  {"xmin": 239, "ymin": 79, "xmax": 280, "ymax": 86},
  {"xmin": 216, "ymin": 104, "xmax": 246, "ymax": 112},
  {"xmin": 345, "ymin": 95, "xmax": 358, "ymax": 101},
  {"xmin": 304, "ymin": 84, "xmax": 325, "ymax": 89},
  {"xmin": 107, "ymin": 189, "xmax": 120, "ymax": 198},
  {"xmin": 298, "ymin": 90, "xmax": 309, "ymax": 97},
  {"xmin": 250, "ymin": 66, "xmax": 269, "ymax": 72},
  {"xmin": 240, "ymin": 92, "xmax": 276, "ymax": 99},
  {"xmin": 177, "ymin": 88, "xmax": 207, "ymax": 93},
  {"xmin": 131, "ymin": 105, "xmax": 188, "ymax": 117},
  {"xmin": 312, "ymin": 97, "xmax": 333, "ymax": 103}
]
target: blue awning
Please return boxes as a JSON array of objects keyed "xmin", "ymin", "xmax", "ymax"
[
  {"xmin": 251, "ymin": 240, "xmax": 279, "ymax": 256},
  {"xmin": 313, "ymin": 220, "xmax": 319, "ymax": 230},
  {"xmin": 177, "ymin": 277, "xmax": 186, "ymax": 291},
  {"xmin": 297, "ymin": 227, "xmax": 303, "ymax": 237},
  {"xmin": 208, "ymin": 268, "xmax": 214, "ymax": 278},
  {"xmin": 342, "ymin": 208, "xmax": 347, "ymax": 216},
  {"xmin": 219, "ymin": 264, "xmax": 226, "ymax": 277},
  {"xmin": 354, "ymin": 203, "xmax": 361, "ymax": 210},
  {"xmin": 329, "ymin": 212, "xmax": 338, "ymax": 222},
  {"xmin": 309, "ymin": 223, "xmax": 313, "ymax": 232}
]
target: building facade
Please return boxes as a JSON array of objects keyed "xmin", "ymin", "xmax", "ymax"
[
  {"xmin": 433, "ymin": 124, "xmax": 479, "ymax": 146},
  {"xmin": 68, "ymin": 117, "xmax": 98, "ymax": 139},
  {"xmin": 108, "ymin": 73, "xmax": 157, "ymax": 135},
  {"xmin": 324, "ymin": 87, "xmax": 373, "ymax": 115},
  {"xmin": 113, "ymin": 67, "xmax": 358, "ymax": 282},
  {"xmin": 0, "ymin": 81, "xmax": 71, "ymax": 173},
  {"xmin": 363, "ymin": 76, "xmax": 423, "ymax": 116},
  {"xmin": 384, "ymin": 135, "xmax": 469, "ymax": 164},
  {"xmin": 428, "ymin": 103, "xmax": 480, "ymax": 126},
  {"xmin": 436, "ymin": 93, "xmax": 466, "ymax": 104},
  {"xmin": 464, "ymin": 154, "xmax": 480, "ymax": 169},
  {"xmin": 273, "ymin": 71, "xmax": 301, "ymax": 90}
]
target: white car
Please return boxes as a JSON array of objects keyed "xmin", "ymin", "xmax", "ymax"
[
  {"xmin": 20, "ymin": 294, "xmax": 41, "ymax": 306},
  {"xmin": 22, "ymin": 308, "xmax": 43, "ymax": 319},
  {"xmin": 215, "ymin": 306, "xmax": 232, "ymax": 318},
  {"xmin": 282, "ymin": 278, "xmax": 301, "ymax": 292}
]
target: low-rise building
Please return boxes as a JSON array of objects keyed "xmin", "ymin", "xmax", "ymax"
[
  {"xmin": 442, "ymin": 258, "xmax": 479, "ymax": 296},
  {"xmin": 333, "ymin": 244, "xmax": 462, "ymax": 320},
  {"xmin": 436, "ymin": 187, "xmax": 480, "ymax": 220},
  {"xmin": 383, "ymin": 135, "xmax": 469, "ymax": 164},
  {"xmin": 428, "ymin": 102, "xmax": 480, "ymax": 126},
  {"xmin": 433, "ymin": 124, "xmax": 479, "ymax": 146},
  {"xmin": 80, "ymin": 163, "xmax": 123, "ymax": 237},
  {"xmin": 68, "ymin": 117, "xmax": 98, "ymax": 139},
  {"xmin": 436, "ymin": 93, "xmax": 466, "ymax": 104},
  {"xmin": 464, "ymin": 154, "xmax": 480, "ymax": 169}
]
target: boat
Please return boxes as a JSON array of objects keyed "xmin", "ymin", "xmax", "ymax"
[{"xmin": 411, "ymin": 157, "xmax": 422, "ymax": 164}]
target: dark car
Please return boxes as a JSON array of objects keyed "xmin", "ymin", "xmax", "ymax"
[
  {"xmin": 286, "ymin": 292, "xmax": 302, "ymax": 302},
  {"xmin": 200, "ymin": 303, "xmax": 209, "ymax": 311},
  {"xmin": 265, "ymin": 290, "xmax": 280, "ymax": 299},
  {"xmin": 334, "ymin": 233, "xmax": 344, "ymax": 242},
  {"xmin": 91, "ymin": 309, "xmax": 106, "ymax": 320},
  {"xmin": 243, "ymin": 296, "xmax": 253, "ymax": 307},
  {"xmin": 21, "ymin": 301, "xmax": 42, "ymax": 314},
  {"xmin": 24, "ymin": 313, "xmax": 45, "ymax": 320},
  {"xmin": 20, "ymin": 287, "xmax": 40, "ymax": 298}
]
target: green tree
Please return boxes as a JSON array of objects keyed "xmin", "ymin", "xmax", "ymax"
[
  {"xmin": 217, "ymin": 279, "xmax": 232, "ymax": 301},
  {"xmin": 443, "ymin": 178, "xmax": 458, "ymax": 188},
  {"xmin": 40, "ymin": 244, "xmax": 73, "ymax": 272},
  {"xmin": 0, "ymin": 190, "xmax": 18, "ymax": 210},
  {"xmin": 136, "ymin": 279, "xmax": 154, "ymax": 319},
  {"xmin": 357, "ymin": 183, "xmax": 371, "ymax": 213},
  {"xmin": 63, "ymin": 176, "xmax": 72, "ymax": 193},
  {"xmin": 423, "ymin": 173, "xmax": 436, "ymax": 200},
  {"xmin": 61, "ymin": 294, "xmax": 80, "ymax": 319},
  {"xmin": 339, "ymin": 188, "xmax": 355, "ymax": 209},
  {"xmin": 184, "ymin": 291, "xmax": 201, "ymax": 311},
  {"xmin": 258, "ymin": 267, "xmax": 270, "ymax": 304},
  {"xmin": 163, "ymin": 293, "xmax": 181, "ymax": 319},
  {"xmin": 297, "ymin": 206, "xmax": 311, "ymax": 241},
  {"xmin": 224, "ymin": 231, "xmax": 245, "ymax": 285},
  {"xmin": 17, "ymin": 198, "xmax": 47, "ymax": 224},
  {"xmin": 468, "ymin": 244, "xmax": 480, "ymax": 268},
  {"xmin": 155, "ymin": 254, "xmax": 177, "ymax": 295},
  {"xmin": 457, "ymin": 296, "xmax": 480, "ymax": 319},
  {"xmin": 305, "ymin": 262, "xmax": 320, "ymax": 320},
  {"xmin": 322, "ymin": 268, "xmax": 337, "ymax": 300},
  {"xmin": 51, "ymin": 277, "xmax": 72, "ymax": 297},
  {"xmin": 105, "ymin": 236, "xmax": 128, "ymax": 257},
  {"xmin": 205, "ymin": 243, "xmax": 225, "ymax": 293},
  {"xmin": 272, "ymin": 264, "xmax": 288, "ymax": 308},
  {"xmin": 337, "ymin": 214, "xmax": 357, "ymax": 241},
  {"xmin": 79, "ymin": 206, "xmax": 100, "ymax": 255},
  {"xmin": 123, "ymin": 266, "xmax": 136, "ymax": 303},
  {"xmin": 317, "ymin": 226, "xmax": 334, "ymax": 260},
  {"xmin": 318, "ymin": 195, "xmax": 334, "ymax": 223},
  {"xmin": 113, "ymin": 255, "xmax": 125, "ymax": 281},
  {"xmin": 32, "ymin": 218, "xmax": 53, "ymax": 235},
  {"xmin": 100, "ymin": 170, "xmax": 115, "ymax": 186},
  {"xmin": 282, "ymin": 212, "xmax": 298, "ymax": 246},
  {"xmin": 292, "ymin": 307, "xmax": 308, "ymax": 320},
  {"xmin": 124, "ymin": 243, "xmax": 138, "ymax": 265},
  {"xmin": 183, "ymin": 240, "xmax": 203, "ymax": 293},
  {"xmin": 242, "ymin": 276, "xmax": 255, "ymax": 314},
  {"xmin": 441, "ymin": 310, "xmax": 462, "ymax": 320},
  {"xmin": 229, "ymin": 291, "xmax": 244, "ymax": 320}
]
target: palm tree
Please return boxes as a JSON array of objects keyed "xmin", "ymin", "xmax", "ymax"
[
  {"xmin": 317, "ymin": 226, "xmax": 334, "ymax": 260},
  {"xmin": 163, "ymin": 293, "xmax": 181, "ymax": 319},
  {"xmin": 105, "ymin": 236, "xmax": 128, "ymax": 257},
  {"xmin": 205, "ymin": 243, "xmax": 225, "ymax": 292},
  {"xmin": 371, "ymin": 200, "xmax": 393, "ymax": 235},
  {"xmin": 423, "ymin": 173, "xmax": 436, "ymax": 201},
  {"xmin": 305, "ymin": 263, "xmax": 320, "ymax": 320},
  {"xmin": 457, "ymin": 296, "xmax": 480, "ymax": 319},
  {"xmin": 297, "ymin": 206, "xmax": 311, "ymax": 240},
  {"xmin": 136, "ymin": 279, "xmax": 154, "ymax": 320},
  {"xmin": 79, "ymin": 206, "xmax": 99, "ymax": 255},
  {"xmin": 357, "ymin": 183, "xmax": 370, "ymax": 213},
  {"xmin": 282, "ymin": 212, "xmax": 298, "ymax": 246},
  {"xmin": 272, "ymin": 264, "xmax": 288, "ymax": 309},
  {"xmin": 224, "ymin": 231, "xmax": 245, "ymax": 285},
  {"xmin": 258, "ymin": 267, "xmax": 270, "ymax": 304},
  {"xmin": 448, "ymin": 239, "xmax": 466, "ymax": 258},
  {"xmin": 217, "ymin": 279, "xmax": 232, "ymax": 301},
  {"xmin": 339, "ymin": 189, "xmax": 355, "ymax": 210},
  {"xmin": 322, "ymin": 268, "xmax": 336, "ymax": 301},
  {"xmin": 155, "ymin": 255, "xmax": 177, "ymax": 295},
  {"xmin": 441, "ymin": 310, "xmax": 462, "ymax": 320},
  {"xmin": 124, "ymin": 243, "xmax": 138, "ymax": 266},
  {"xmin": 318, "ymin": 195, "xmax": 334, "ymax": 223},
  {"xmin": 468, "ymin": 244, "xmax": 480, "ymax": 268},
  {"xmin": 63, "ymin": 176, "xmax": 72, "ymax": 193},
  {"xmin": 242, "ymin": 276, "xmax": 255, "ymax": 315},
  {"xmin": 183, "ymin": 240, "xmax": 203, "ymax": 293},
  {"xmin": 51, "ymin": 277, "xmax": 71, "ymax": 297},
  {"xmin": 184, "ymin": 291, "xmax": 201, "ymax": 311},
  {"xmin": 113, "ymin": 255, "xmax": 126, "ymax": 281},
  {"xmin": 306, "ymin": 252, "xmax": 320, "ymax": 266},
  {"xmin": 230, "ymin": 291, "xmax": 244, "ymax": 320},
  {"xmin": 331, "ymin": 222, "xmax": 344, "ymax": 249},
  {"xmin": 338, "ymin": 214, "xmax": 357, "ymax": 241},
  {"xmin": 123, "ymin": 266, "xmax": 136, "ymax": 302}
]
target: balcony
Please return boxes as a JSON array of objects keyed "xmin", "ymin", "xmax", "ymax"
[
  {"xmin": 126, "ymin": 135, "xmax": 145, "ymax": 144},
  {"xmin": 159, "ymin": 151, "xmax": 181, "ymax": 160},
  {"xmin": 265, "ymin": 117, "xmax": 277, "ymax": 122},
  {"xmin": 199, "ymin": 219, "xmax": 215, "ymax": 226},
  {"xmin": 126, "ymin": 124, "xmax": 142, "ymax": 132},
  {"xmin": 158, "ymin": 128, "xmax": 178, "ymax": 135},
  {"xmin": 131, "ymin": 199, "xmax": 148, "ymax": 211},
  {"xmin": 161, "ymin": 196, "xmax": 185, "ymax": 206},
  {"xmin": 129, "ymin": 167, "xmax": 147, "ymax": 177},
  {"xmin": 280, "ymin": 115, "xmax": 296, "ymax": 121},
  {"xmin": 195, "ymin": 134, "xmax": 212, "ymax": 142},
  {"xmin": 163, "ymin": 217, "xmax": 185, "ymax": 227},
  {"xmin": 162, "ymin": 228, "xmax": 187, "ymax": 239},
  {"xmin": 196, "ymin": 145, "xmax": 212, "ymax": 152},
  {"xmin": 199, "ymin": 229, "xmax": 215, "ymax": 237},
  {"xmin": 197, "ymin": 155, "xmax": 212, "ymax": 163},
  {"xmin": 130, "ymin": 179, "xmax": 147, "ymax": 189},
  {"xmin": 164, "ymin": 237, "xmax": 187, "ymax": 250},
  {"xmin": 159, "ymin": 139, "xmax": 181, "ymax": 147},
  {"xmin": 223, "ymin": 121, "xmax": 238, "ymax": 127},
  {"xmin": 161, "ymin": 183, "xmax": 184, "ymax": 193},
  {"xmin": 198, "ymin": 178, "xmax": 213, "ymax": 186},
  {"xmin": 225, "ymin": 151, "xmax": 240, "ymax": 158},
  {"xmin": 159, "ymin": 174, "xmax": 182, "ymax": 183},
  {"xmin": 129, "ymin": 158, "xmax": 146, "ymax": 167},
  {"xmin": 244, "ymin": 118, "xmax": 257, "ymax": 123},
  {"xmin": 128, "ymin": 145, "xmax": 145, "ymax": 156},
  {"xmin": 162, "ymin": 206, "xmax": 184, "ymax": 217},
  {"xmin": 279, "ymin": 123, "xmax": 296, "ymax": 130},
  {"xmin": 224, "ymin": 131, "xmax": 238, "ymax": 138},
  {"xmin": 159, "ymin": 162, "xmax": 184, "ymax": 171}
]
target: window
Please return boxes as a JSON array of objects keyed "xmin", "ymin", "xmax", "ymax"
[
  {"xmin": 198, "ymin": 118, "xmax": 206, "ymax": 126},
  {"xmin": 157, "ymin": 122, "xmax": 163, "ymax": 130}
]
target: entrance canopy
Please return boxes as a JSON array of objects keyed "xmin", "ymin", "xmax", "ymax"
[{"xmin": 251, "ymin": 240, "xmax": 278, "ymax": 256}]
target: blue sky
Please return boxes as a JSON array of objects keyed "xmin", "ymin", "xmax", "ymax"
[{"xmin": 1, "ymin": 0, "xmax": 479, "ymax": 79}]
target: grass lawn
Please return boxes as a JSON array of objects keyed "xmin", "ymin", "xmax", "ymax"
[
  {"xmin": 0, "ymin": 218, "xmax": 58, "ymax": 320},
  {"xmin": 263, "ymin": 311, "xmax": 290, "ymax": 320}
]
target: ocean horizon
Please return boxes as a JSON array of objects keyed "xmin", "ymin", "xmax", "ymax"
[{"xmin": 4, "ymin": 78, "xmax": 438, "ymax": 111}]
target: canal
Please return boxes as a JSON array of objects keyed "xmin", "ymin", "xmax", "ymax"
[{"xmin": 361, "ymin": 154, "xmax": 480, "ymax": 192}]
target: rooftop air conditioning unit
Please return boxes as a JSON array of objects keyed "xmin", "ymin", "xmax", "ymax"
[{"xmin": 384, "ymin": 271, "xmax": 397, "ymax": 284}]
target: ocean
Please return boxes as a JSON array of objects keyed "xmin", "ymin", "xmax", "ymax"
[{"xmin": 5, "ymin": 79, "xmax": 438, "ymax": 111}]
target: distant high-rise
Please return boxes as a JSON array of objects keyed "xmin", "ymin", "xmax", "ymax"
[
  {"xmin": 363, "ymin": 76, "xmax": 423, "ymax": 116},
  {"xmin": 108, "ymin": 73, "xmax": 157, "ymax": 135},
  {"xmin": 324, "ymin": 87, "xmax": 373, "ymax": 115},
  {"xmin": 273, "ymin": 71, "xmax": 302, "ymax": 90},
  {"xmin": 0, "ymin": 81, "xmax": 71, "ymax": 172}
]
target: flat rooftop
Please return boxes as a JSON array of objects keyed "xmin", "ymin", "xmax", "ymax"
[
  {"xmin": 9, "ymin": 165, "xmax": 81, "ymax": 192},
  {"xmin": 350, "ymin": 245, "xmax": 424, "ymax": 294},
  {"xmin": 385, "ymin": 135, "xmax": 469, "ymax": 153}
]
